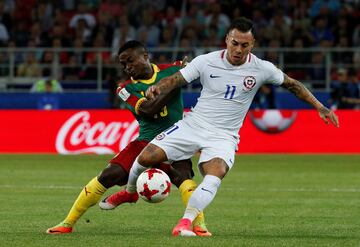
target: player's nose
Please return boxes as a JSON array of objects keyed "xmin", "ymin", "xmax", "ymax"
[
  {"xmin": 124, "ymin": 65, "xmax": 133, "ymax": 75},
  {"xmin": 236, "ymin": 46, "xmax": 244, "ymax": 54}
]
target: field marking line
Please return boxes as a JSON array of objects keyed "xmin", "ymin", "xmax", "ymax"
[
  {"xmin": 1, "ymin": 184, "xmax": 360, "ymax": 192},
  {"xmin": 231, "ymin": 188, "xmax": 360, "ymax": 192},
  {"xmin": 0, "ymin": 184, "xmax": 81, "ymax": 189}
]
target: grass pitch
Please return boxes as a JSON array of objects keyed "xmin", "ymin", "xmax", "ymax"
[{"xmin": 0, "ymin": 154, "xmax": 359, "ymax": 247}]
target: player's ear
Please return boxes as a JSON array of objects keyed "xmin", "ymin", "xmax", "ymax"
[{"xmin": 143, "ymin": 52, "xmax": 149, "ymax": 60}]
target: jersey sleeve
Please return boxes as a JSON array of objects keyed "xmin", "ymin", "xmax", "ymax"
[
  {"xmin": 158, "ymin": 63, "xmax": 181, "ymax": 70},
  {"xmin": 262, "ymin": 60, "xmax": 284, "ymax": 85},
  {"xmin": 117, "ymin": 84, "xmax": 146, "ymax": 115},
  {"xmin": 179, "ymin": 55, "xmax": 204, "ymax": 83}
]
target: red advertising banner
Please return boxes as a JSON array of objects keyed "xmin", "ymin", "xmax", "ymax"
[
  {"xmin": 240, "ymin": 110, "xmax": 357, "ymax": 153},
  {"xmin": 0, "ymin": 110, "xmax": 357, "ymax": 154},
  {"xmin": 0, "ymin": 110, "xmax": 139, "ymax": 154}
]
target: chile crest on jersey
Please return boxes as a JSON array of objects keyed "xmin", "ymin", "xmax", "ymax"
[
  {"xmin": 205, "ymin": 64, "xmax": 259, "ymax": 100},
  {"xmin": 243, "ymin": 76, "xmax": 256, "ymax": 91}
]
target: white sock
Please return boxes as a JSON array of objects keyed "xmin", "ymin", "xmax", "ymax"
[
  {"xmin": 126, "ymin": 158, "xmax": 147, "ymax": 193},
  {"xmin": 183, "ymin": 175, "xmax": 221, "ymax": 221}
]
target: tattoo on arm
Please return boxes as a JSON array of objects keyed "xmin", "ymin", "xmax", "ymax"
[
  {"xmin": 280, "ymin": 74, "xmax": 338, "ymax": 127},
  {"xmin": 281, "ymin": 74, "xmax": 323, "ymax": 110},
  {"xmin": 138, "ymin": 72, "xmax": 186, "ymax": 118},
  {"xmin": 138, "ymin": 88, "xmax": 179, "ymax": 117},
  {"xmin": 157, "ymin": 71, "xmax": 187, "ymax": 95}
]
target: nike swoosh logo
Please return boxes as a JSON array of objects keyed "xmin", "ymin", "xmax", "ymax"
[
  {"xmin": 48, "ymin": 230, "xmax": 61, "ymax": 233},
  {"xmin": 201, "ymin": 187, "xmax": 213, "ymax": 194},
  {"xmin": 210, "ymin": 74, "xmax": 221, "ymax": 78}
]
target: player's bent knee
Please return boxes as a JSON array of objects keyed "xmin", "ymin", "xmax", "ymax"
[
  {"xmin": 208, "ymin": 168, "xmax": 227, "ymax": 179},
  {"xmin": 138, "ymin": 144, "xmax": 168, "ymax": 166},
  {"xmin": 98, "ymin": 164, "xmax": 127, "ymax": 188},
  {"xmin": 137, "ymin": 153, "xmax": 150, "ymax": 166},
  {"xmin": 200, "ymin": 158, "xmax": 229, "ymax": 179}
]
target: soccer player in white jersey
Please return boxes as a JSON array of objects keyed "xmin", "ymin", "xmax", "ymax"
[{"xmin": 111, "ymin": 17, "xmax": 339, "ymax": 236}]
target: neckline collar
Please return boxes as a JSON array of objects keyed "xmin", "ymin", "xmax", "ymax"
[
  {"xmin": 131, "ymin": 64, "xmax": 160, "ymax": 84},
  {"xmin": 222, "ymin": 50, "xmax": 251, "ymax": 68}
]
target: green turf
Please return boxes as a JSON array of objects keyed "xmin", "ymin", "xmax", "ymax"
[{"xmin": 0, "ymin": 154, "xmax": 360, "ymax": 247}]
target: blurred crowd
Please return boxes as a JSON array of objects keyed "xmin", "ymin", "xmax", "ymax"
[{"xmin": 0, "ymin": 0, "xmax": 359, "ymax": 108}]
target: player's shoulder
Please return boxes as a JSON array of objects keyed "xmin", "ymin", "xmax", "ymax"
[
  {"xmin": 200, "ymin": 50, "xmax": 224, "ymax": 60},
  {"xmin": 190, "ymin": 50, "xmax": 224, "ymax": 67},
  {"xmin": 116, "ymin": 79, "xmax": 133, "ymax": 97},
  {"xmin": 159, "ymin": 64, "xmax": 181, "ymax": 74},
  {"xmin": 117, "ymin": 79, "xmax": 132, "ymax": 89},
  {"xmin": 249, "ymin": 53, "xmax": 277, "ymax": 70},
  {"xmin": 157, "ymin": 63, "xmax": 180, "ymax": 70},
  {"xmin": 158, "ymin": 63, "xmax": 181, "ymax": 75}
]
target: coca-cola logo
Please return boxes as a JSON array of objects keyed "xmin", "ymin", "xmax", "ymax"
[{"xmin": 56, "ymin": 111, "xmax": 139, "ymax": 154}]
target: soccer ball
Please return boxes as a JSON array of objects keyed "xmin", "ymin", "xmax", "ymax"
[
  {"xmin": 249, "ymin": 109, "xmax": 297, "ymax": 134},
  {"xmin": 136, "ymin": 168, "xmax": 171, "ymax": 203}
]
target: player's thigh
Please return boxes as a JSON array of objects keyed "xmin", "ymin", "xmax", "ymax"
[
  {"xmin": 199, "ymin": 137, "xmax": 236, "ymax": 173},
  {"xmin": 109, "ymin": 140, "xmax": 149, "ymax": 174},
  {"xmin": 151, "ymin": 121, "xmax": 200, "ymax": 162}
]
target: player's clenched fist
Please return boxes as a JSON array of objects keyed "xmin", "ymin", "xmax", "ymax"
[{"xmin": 146, "ymin": 85, "xmax": 161, "ymax": 99}]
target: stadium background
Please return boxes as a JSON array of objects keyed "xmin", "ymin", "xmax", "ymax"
[
  {"xmin": 0, "ymin": 0, "xmax": 358, "ymax": 108},
  {"xmin": 0, "ymin": 0, "xmax": 358, "ymax": 153}
]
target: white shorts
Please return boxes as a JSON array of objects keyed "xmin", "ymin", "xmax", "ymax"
[{"xmin": 151, "ymin": 116, "xmax": 237, "ymax": 169}]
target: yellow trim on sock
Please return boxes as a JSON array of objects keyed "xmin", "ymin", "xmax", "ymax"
[
  {"xmin": 92, "ymin": 176, "xmax": 107, "ymax": 194},
  {"xmin": 63, "ymin": 177, "xmax": 106, "ymax": 226},
  {"xmin": 178, "ymin": 179, "xmax": 206, "ymax": 226},
  {"xmin": 179, "ymin": 179, "xmax": 197, "ymax": 206},
  {"xmin": 193, "ymin": 212, "xmax": 205, "ymax": 227},
  {"xmin": 179, "ymin": 179, "xmax": 197, "ymax": 205}
]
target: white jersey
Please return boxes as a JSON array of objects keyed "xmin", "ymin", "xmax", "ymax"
[{"xmin": 180, "ymin": 50, "xmax": 284, "ymax": 140}]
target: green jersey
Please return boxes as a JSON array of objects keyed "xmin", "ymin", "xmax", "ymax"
[{"xmin": 118, "ymin": 64, "xmax": 183, "ymax": 141}]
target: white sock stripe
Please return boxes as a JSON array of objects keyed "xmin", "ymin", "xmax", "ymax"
[
  {"xmin": 183, "ymin": 206, "xmax": 200, "ymax": 222},
  {"xmin": 126, "ymin": 158, "xmax": 148, "ymax": 193},
  {"xmin": 184, "ymin": 175, "xmax": 222, "ymax": 219},
  {"xmin": 203, "ymin": 175, "xmax": 221, "ymax": 189}
]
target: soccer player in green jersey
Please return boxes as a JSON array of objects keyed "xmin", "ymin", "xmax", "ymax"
[{"xmin": 46, "ymin": 40, "xmax": 211, "ymax": 236}]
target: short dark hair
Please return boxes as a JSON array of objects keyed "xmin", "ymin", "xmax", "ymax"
[
  {"xmin": 227, "ymin": 17, "xmax": 254, "ymax": 36},
  {"xmin": 117, "ymin": 40, "xmax": 147, "ymax": 56}
]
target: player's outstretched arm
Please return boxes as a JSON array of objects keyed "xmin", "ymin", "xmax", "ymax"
[
  {"xmin": 281, "ymin": 74, "xmax": 339, "ymax": 127},
  {"xmin": 146, "ymin": 71, "xmax": 187, "ymax": 99}
]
